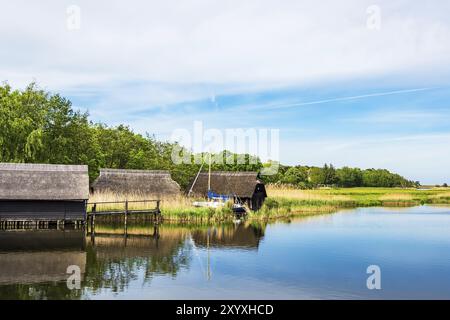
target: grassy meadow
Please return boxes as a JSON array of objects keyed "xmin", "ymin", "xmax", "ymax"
[
  {"xmin": 253, "ymin": 185, "xmax": 450, "ymax": 220},
  {"xmin": 88, "ymin": 186, "xmax": 450, "ymax": 222}
]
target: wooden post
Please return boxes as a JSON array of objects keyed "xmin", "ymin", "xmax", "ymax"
[
  {"xmin": 91, "ymin": 203, "xmax": 96, "ymax": 234},
  {"xmin": 156, "ymin": 200, "xmax": 161, "ymax": 222},
  {"xmin": 153, "ymin": 224, "xmax": 160, "ymax": 239},
  {"xmin": 124, "ymin": 200, "xmax": 128, "ymax": 236}
]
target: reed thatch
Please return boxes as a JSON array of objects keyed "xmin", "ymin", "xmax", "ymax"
[
  {"xmin": 189, "ymin": 171, "xmax": 266, "ymax": 198},
  {"xmin": 0, "ymin": 163, "xmax": 89, "ymax": 200},
  {"xmin": 91, "ymin": 169, "xmax": 181, "ymax": 196}
]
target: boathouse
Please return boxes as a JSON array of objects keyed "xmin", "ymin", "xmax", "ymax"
[
  {"xmin": 91, "ymin": 169, "xmax": 181, "ymax": 196},
  {"xmin": 189, "ymin": 171, "xmax": 267, "ymax": 211},
  {"xmin": 0, "ymin": 163, "xmax": 89, "ymax": 222}
]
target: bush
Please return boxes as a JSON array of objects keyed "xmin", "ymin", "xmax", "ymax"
[{"xmin": 263, "ymin": 198, "xmax": 279, "ymax": 210}]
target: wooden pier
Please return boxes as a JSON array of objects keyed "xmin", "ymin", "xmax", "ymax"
[
  {"xmin": 0, "ymin": 199, "xmax": 161, "ymax": 231},
  {"xmin": 86, "ymin": 199, "xmax": 161, "ymax": 234},
  {"xmin": 87, "ymin": 199, "xmax": 161, "ymax": 217}
]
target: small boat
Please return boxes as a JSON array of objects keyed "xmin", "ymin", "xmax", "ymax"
[
  {"xmin": 192, "ymin": 192, "xmax": 248, "ymax": 215},
  {"xmin": 192, "ymin": 200, "xmax": 225, "ymax": 208},
  {"xmin": 232, "ymin": 203, "xmax": 247, "ymax": 214},
  {"xmin": 189, "ymin": 154, "xmax": 249, "ymax": 216}
]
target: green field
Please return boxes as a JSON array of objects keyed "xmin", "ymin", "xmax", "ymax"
[{"xmin": 249, "ymin": 186, "xmax": 450, "ymax": 220}]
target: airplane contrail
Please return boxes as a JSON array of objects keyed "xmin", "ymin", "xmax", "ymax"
[{"xmin": 267, "ymin": 87, "xmax": 436, "ymax": 109}]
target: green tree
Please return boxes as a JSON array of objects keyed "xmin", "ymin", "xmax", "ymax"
[
  {"xmin": 308, "ymin": 167, "xmax": 325, "ymax": 186},
  {"xmin": 281, "ymin": 167, "xmax": 308, "ymax": 186},
  {"xmin": 337, "ymin": 167, "xmax": 363, "ymax": 187},
  {"xmin": 0, "ymin": 82, "xmax": 419, "ymax": 189}
]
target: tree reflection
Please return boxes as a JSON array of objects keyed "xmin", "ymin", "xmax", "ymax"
[{"xmin": 0, "ymin": 221, "xmax": 266, "ymax": 299}]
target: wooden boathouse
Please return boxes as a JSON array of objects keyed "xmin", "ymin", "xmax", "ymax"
[
  {"xmin": 0, "ymin": 163, "xmax": 89, "ymax": 223},
  {"xmin": 189, "ymin": 171, "xmax": 267, "ymax": 211},
  {"xmin": 91, "ymin": 169, "xmax": 181, "ymax": 196}
]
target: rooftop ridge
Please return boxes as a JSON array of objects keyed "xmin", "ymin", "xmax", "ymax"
[
  {"xmin": 100, "ymin": 169, "xmax": 170, "ymax": 175},
  {"xmin": 198, "ymin": 171, "xmax": 258, "ymax": 176},
  {"xmin": 0, "ymin": 163, "xmax": 88, "ymax": 172}
]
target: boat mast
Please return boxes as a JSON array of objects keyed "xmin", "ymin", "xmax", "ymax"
[
  {"xmin": 208, "ymin": 152, "xmax": 212, "ymax": 191},
  {"xmin": 188, "ymin": 161, "xmax": 204, "ymax": 197}
]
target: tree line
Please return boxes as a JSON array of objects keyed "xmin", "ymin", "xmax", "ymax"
[
  {"xmin": 263, "ymin": 163, "xmax": 419, "ymax": 188},
  {"xmin": 0, "ymin": 83, "xmax": 419, "ymax": 189}
]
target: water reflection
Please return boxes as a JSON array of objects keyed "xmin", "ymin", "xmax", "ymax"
[
  {"xmin": 85, "ymin": 224, "xmax": 191, "ymax": 294},
  {"xmin": 2, "ymin": 206, "xmax": 450, "ymax": 299},
  {"xmin": 0, "ymin": 229, "xmax": 86, "ymax": 299},
  {"xmin": 0, "ymin": 221, "xmax": 266, "ymax": 299},
  {"xmin": 191, "ymin": 223, "xmax": 264, "ymax": 249}
]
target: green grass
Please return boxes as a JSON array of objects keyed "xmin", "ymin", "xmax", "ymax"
[
  {"xmin": 160, "ymin": 205, "xmax": 235, "ymax": 223},
  {"xmin": 253, "ymin": 186, "xmax": 450, "ymax": 220},
  {"xmin": 88, "ymin": 187, "xmax": 450, "ymax": 223}
]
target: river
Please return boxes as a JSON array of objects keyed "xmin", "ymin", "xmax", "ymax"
[{"xmin": 1, "ymin": 205, "xmax": 449, "ymax": 299}]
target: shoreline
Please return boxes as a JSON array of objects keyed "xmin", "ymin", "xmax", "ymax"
[{"xmin": 89, "ymin": 187, "xmax": 450, "ymax": 223}]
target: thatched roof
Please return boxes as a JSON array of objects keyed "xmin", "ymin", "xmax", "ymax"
[
  {"xmin": 189, "ymin": 171, "xmax": 265, "ymax": 198},
  {"xmin": 0, "ymin": 163, "xmax": 89, "ymax": 201},
  {"xmin": 92, "ymin": 169, "xmax": 180, "ymax": 195}
]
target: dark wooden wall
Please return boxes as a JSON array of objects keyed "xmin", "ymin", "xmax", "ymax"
[
  {"xmin": 0, "ymin": 200, "xmax": 86, "ymax": 221},
  {"xmin": 251, "ymin": 183, "xmax": 267, "ymax": 211}
]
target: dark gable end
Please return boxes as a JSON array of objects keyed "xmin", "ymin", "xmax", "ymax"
[
  {"xmin": 91, "ymin": 169, "xmax": 181, "ymax": 195},
  {"xmin": 190, "ymin": 171, "xmax": 263, "ymax": 198},
  {"xmin": 0, "ymin": 163, "xmax": 89, "ymax": 201}
]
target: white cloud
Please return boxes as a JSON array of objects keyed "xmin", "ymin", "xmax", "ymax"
[
  {"xmin": 2, "ymin": 0, "xmax": 450, "ymax": 183},
  {"xmin": 343, "ymin": 109, "xmax": 450, "ymax": 125},
  {"xmin": 281, "ymin": 133, "xmax": 450, "ymax": 184},
  {"xmin": 1, "ymin": 0, "xmax": 450, "ymax": 102}
]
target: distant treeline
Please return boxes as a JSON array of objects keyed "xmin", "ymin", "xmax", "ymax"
[
  {"xmin": 0, "ymin": 83, "xmax": 419, "ymax": 189},
  {"xmin": 263, "ymin": 163, "xmax": 419, "ymax": 188}
]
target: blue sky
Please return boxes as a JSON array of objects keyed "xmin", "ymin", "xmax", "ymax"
[
  {"xmin": 1, "ymin": 0, "xmax": 450, "ymax": 184},
  {"xmin": 64, "ymin": 75, "xmax": 450, "ymax": 184}
]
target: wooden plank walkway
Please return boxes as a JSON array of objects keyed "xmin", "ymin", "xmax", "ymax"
[
  {"xmin": 87, "ymin": 199, "xmax": 161, "ymax": 216},
  {"xmin": 86, "ymin": 199, "xmax": 161, "ymax": 233},
  {"xmin": 0, "ymin": 200, "xmax": 161, "ymax": 231}
]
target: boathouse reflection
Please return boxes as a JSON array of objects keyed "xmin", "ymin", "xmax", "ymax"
[
  {"xmin": 0, "ymin": 221, "xmax": 266, "ymax": 298},
  {"xmin": 190, "ymin": 223, "xmax": 265, "ymax": 249}
]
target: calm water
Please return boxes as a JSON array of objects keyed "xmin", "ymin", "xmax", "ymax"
[{"xmin": 1, "ymin": 205, "xmax": 450, "ymax": 299}]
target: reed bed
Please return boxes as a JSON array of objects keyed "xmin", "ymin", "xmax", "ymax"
[
  {"xmin": 89, "ymin": 191, "xmax": 235, "ymax": 222},
  {"xmin": 378, "ymin": 193, "xmax": 414, "ymax": 201},
  {"xmin": 261, "ymin": 185, "xmax": 450, "ymax": 218},
  {"xmin": 266, "ymin": 185, "xmax": 352, "ymax": 201},
  {"xmin": 428, "ymin": 191, "xmax": 450, "ymax": 204}
]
